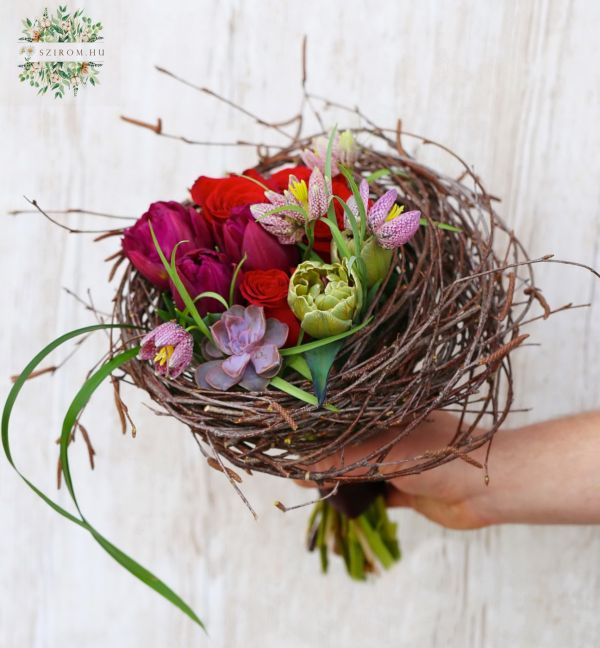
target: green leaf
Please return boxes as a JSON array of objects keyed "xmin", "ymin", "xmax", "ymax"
[
  {"xmin": 320, "ymin": 218, "xmax": 351, "ymax": 259},
  {"xmin": 305, "ymin": 339, "xmax": 344, "ymax": 406},
  {"xmin": 148, "ymin": 224, "xmax": 212, "ymax": 340},
  {"xmin": 229, "ymin": 254, "xmax": 246, "ymax": 307},
  {"xmin": 1, "ymin": 324, "xmax": 205, "ymax": 631},
  {"xmin": 419, "ymin": 217, "xmax": 462, "ymax": 233},
  {"xmin": 333, "ymin": 196, "xmax": 360, "ymax": 255},
  {"xmin": 269, "ymin": 377, "xmax": 339, "ymax": 412},
  {"xmin": 365, "ymin": 168, "xmax": 391, "ymax": 183},
  {"xmin": 296, "ymin": 241, "xmax": 324, "ymax": 263},
  {"xmin": 183, "ymin": 290, "xmax": 229, "ymax": 316},
  {"xmin": 259, "ymin": 203, "xmax": 306, "ymax": 219},
  {"xmin": 354, "ymin": 515, "xmax": 395, "ymax": 569},
  {"xmin": 59, "ymin": 348, "xmax": 206, "ymax": 630},
  {"xmin": 366, "ymin": 279, "xmax": 383, "ymax": 306},
  {"xmin": 286, "ymin": 355, "xmax": 312, "ymax": 381},
  {"xmin": 280, "ymin": 317, "xmax": 372, "ymax": 357},
  {"xmin": 338, "ymin": 164, "xmax": 367, "ymax": 241}
]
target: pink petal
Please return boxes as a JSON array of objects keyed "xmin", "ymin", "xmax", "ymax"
[
  {"xmin": 251, "ymin": 344, "xmax": 281, "ymax": 375},
  {"xmin": 167, "ymin": 336, "xmax": 193, "ymax": 378},
  {"xmin": 367, "ymin": 189, "xmax": 398, "ymax": 229},
  {"xmin": 195, "ymin": 360, "xmax": 240, "ymax": 391},
  {"xmin": 308, "ymin": 167, "xmax": 328, "ymax": 221},
  {"xmin": 344, "ymin": 179, "xmax": 369, "ymax": 229},
  {"xmin": 263, "ymin": 318, "xmax": 289, "ymax": 348},
  {"xmin": 239, "ymin": 364, "xmax": 270, "ymax": 392},
  {"xmin": 223, "ymin": 314, "xmax": 248, "ymax": 354},
  {"xmin": 201, "ymin": 338, "xmax": 224, "ymax": 360},
  {"xmin": 140, "ymin": 327, "xmax": 159, "ymax": 348},
  {"xmin": 210, "ymin": 319, "xmax": 233, "ymax": 355},
  {"xmin": 139, "ymin": 340, "xmax": 157, "ymax": 360},
  {"xmin": 359, "ymin": 179, "xmax": 370, "ymax": 211},
  {"xmin": 300, "ymin": 149, "xmax": 321, "ymax": 172},
  {"xmin": 243, "ymin": 305, "xmax": 266, "ymax": 346},
  {"xmin": 222, "ymin": 353, "xmax": 251, "ymax": 379},
  {"xmin": 154, "ymin": 322, "xmax": 187, "ymax": 347},
  {"xmin": 374, "ymin": 210, "xmax": 421, "ymax": 249}
]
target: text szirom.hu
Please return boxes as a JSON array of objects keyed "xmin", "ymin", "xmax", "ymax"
[{"xmin": 20, "ymin": 43, "xmax": 105, "ymax": 62}]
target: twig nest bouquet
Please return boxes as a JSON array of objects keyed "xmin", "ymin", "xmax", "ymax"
[
  {"xmin": 7, "ymin": 114, "xmax": 596, "ymax": 628},
  {"xmin": 115, "ymin": 126, "xmax": 526, "ymax": 573}
]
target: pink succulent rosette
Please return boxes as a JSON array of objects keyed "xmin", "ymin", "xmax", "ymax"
[{"xmin": 195, "ymin": 305, "xmax": 288, "ymax": 391}]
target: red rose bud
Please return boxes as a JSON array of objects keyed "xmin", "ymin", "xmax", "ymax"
[
  {"xmin": 240, "ymin": 269, "xmax": 300, "ymax": 346},
  {"xmin": 170, "ymin": 248, "xmax": 233, "ymax": 315},
  {"xmin": 190, "ymin": 171, "xmax": 267, "ymax": 223},
  {"xmin": 122, "ymin": 201, "xmax": 212, "ymax": 290}
]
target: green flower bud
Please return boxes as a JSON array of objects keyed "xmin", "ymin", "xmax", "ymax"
[
  {"xmin": 288, "ymin": 260, "xmax": 363, "ymax": 339},
  {"xmin": 331, "ymin": 235, "xmax": 393, "ymax": 288}
]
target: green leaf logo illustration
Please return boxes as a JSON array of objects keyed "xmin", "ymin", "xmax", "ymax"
[{"xmin": 18, "ymin": 6, "xmax": 103, "ymax": 98}]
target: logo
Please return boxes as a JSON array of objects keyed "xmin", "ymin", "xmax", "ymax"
[{"xmin": 18, "ymin": 6, "xmax": 103, "ymax": 98}]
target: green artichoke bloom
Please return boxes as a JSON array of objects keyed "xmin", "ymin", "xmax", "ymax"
[
  {"xmin": 288, "ymin": 260, "xmax": 363, "ymax": 339},
  {"xmin": 331, "ymin": 234, "xmax": 393, "ymax": 288}
]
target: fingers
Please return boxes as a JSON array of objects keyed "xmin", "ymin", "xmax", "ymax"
[
  {"xmin": 299, "ymin": 411, "xmax": 465, "ymax": 479},
  {"xmin": 385, "ymin": 488, "xmax": 414, "ymax": 508}
]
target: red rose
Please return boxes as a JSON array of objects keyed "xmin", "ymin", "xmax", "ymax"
[
  {"xmin": 240, "ymin": 269, "xmax": 289, "ymax": 307},
  {"xmin": 190, "ymin": 169, "xmax": 267, "ymax": 223},
  {"xmin": 268, "ymin": 165, "xmax": 311, "ymax": 190},
  {"xmin": 240, "ymin": 269, "xmax": 300, "ymax": 346}
]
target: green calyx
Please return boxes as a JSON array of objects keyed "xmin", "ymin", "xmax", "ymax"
[
  {"xmin": 331, "ymin": 234, "xmax": 393, "ymax": 288},
  {"xmin": 288, "ymin": 259, "xmax": 363, "ymax": 339}
]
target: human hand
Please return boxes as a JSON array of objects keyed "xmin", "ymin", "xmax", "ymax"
[
  {"xmin": 297, "ymin": 411, "xmax": 492, "ymax": 529},
  {"xmin": 297, "ymin": 410, "xmax": 600, "ymax": 528}
]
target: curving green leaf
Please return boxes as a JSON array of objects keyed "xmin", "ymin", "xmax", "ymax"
[
  {"xmin": 419, "ymin": 217, "xmax": 462, "ymax": 233},
  {"xmin": 279, "ymin": 317, "xmax": 372, "ymax": 357},
  {"xmin": 2, "ymin": 324, "xmax": 205, "ymax": 630},
  {"xmin": 269, "ymin": 377, "xmax": 339, "ymax": 412},
  {"xmin": 148, "ymin": 223, "xmax": 212, "ymax": 340}
]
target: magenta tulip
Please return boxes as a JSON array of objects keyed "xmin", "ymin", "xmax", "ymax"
[
  {"xmin": 122, "ymin": 201, "xmax": 213, "ymax": 290},
  {"xmin": 212, "ymin": 205, "xmax": 298, "ymax": 272},
  {"xmin": 170, "ymin": 248, "xmax": 233, "ymax": 315}
]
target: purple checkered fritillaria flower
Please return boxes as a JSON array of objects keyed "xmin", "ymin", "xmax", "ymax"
[
  {"xmin": 195, "ymin": 305, "xmax": 288, "ymax": 392},
  {"xmin": 345, "ymin": 179, "xmax": 421, "ymax": 250},
  {"xmin": 250, "ymin": 168, "xmax": 329, "ymax": 245},
  {"xmin": 139, "ymin": 321, "xmax": 194, "ymax": 379},
  {"xmin": 300, "ymin": 130, "xmax": 359, "ymax": 175}
]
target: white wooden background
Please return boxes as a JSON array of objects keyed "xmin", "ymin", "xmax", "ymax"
[{"xmin": 1, "ymin": 1, "xmax": 599, "ymax": 646}]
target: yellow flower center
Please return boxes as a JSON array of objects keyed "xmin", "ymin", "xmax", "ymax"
[
  {"xmin": 289, "ymin": 178, "xmax": 309, "ymax": 208},
  {"xmin": 154, "ymin": 345, "xmax": 175, "ymax": 367},
  {"xmin": 385, "ymin": 204, "xmax": 405, "ymax": 222}
]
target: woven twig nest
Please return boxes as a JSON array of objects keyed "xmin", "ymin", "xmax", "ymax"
[{"xmin": 114, "ymin": 127, "xmax": 538, "ymax": 484}]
